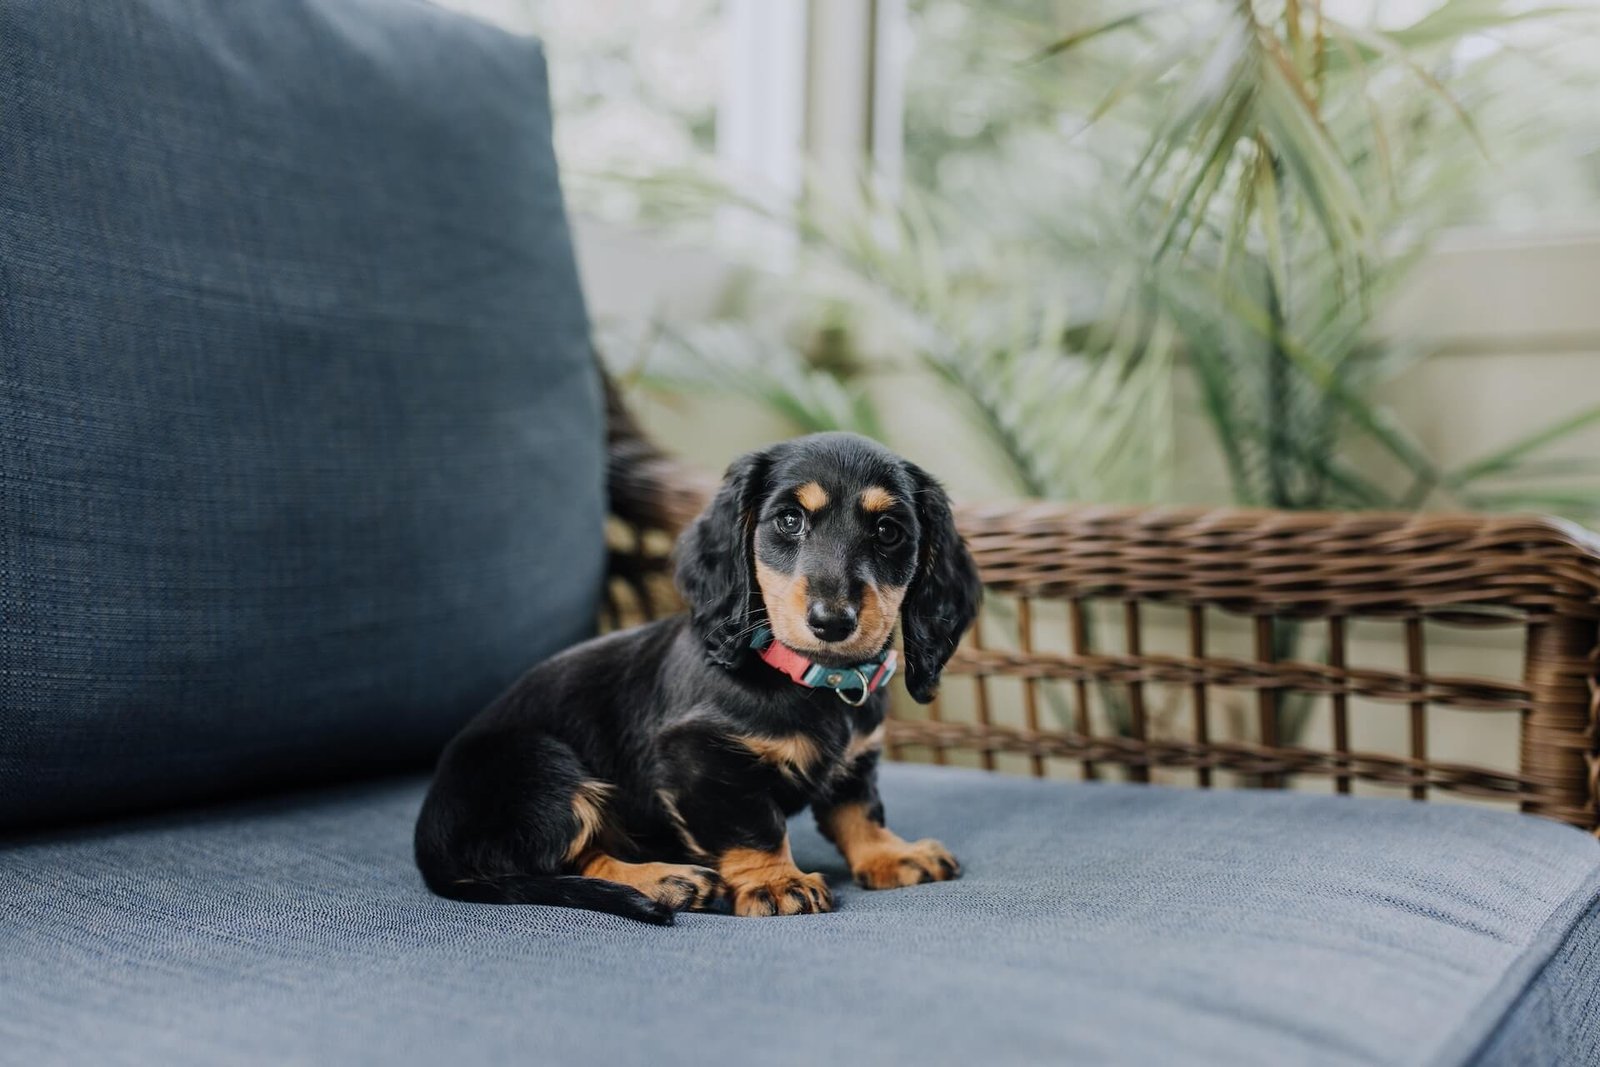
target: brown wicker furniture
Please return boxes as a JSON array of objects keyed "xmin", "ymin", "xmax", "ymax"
[{"xmin": 602, "ymin": 379, "xmax": 1600, "ymax": 837}]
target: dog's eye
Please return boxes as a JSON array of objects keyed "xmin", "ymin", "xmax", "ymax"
[
  {"xmin": 875, "ymin": 518, "xmax": 905, "ymax": 547},
  {"xmin": 774, "ymin": 509, "xmax": 805, "ymax": 537}
]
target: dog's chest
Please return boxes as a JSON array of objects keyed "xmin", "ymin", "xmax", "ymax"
[
  {"xmin": 801, "ymin": 706, "xmax": 887, "ymax": 791},
  {"xmin": 735, "ymin": 698, "xmax": 886, "ymax": 810}
]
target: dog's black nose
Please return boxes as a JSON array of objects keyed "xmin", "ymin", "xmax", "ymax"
[{"xmin": 806, "ymin": 602, "xmax": 858, "ymax": 642}]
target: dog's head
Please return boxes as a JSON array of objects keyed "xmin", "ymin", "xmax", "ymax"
[{"xmin": 675, "ymin": 432, "xmax": 981, "ymax": 703}]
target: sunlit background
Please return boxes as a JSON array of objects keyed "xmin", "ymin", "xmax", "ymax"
[
  {"xmin": 433, "ymin": 0, "xmax": 1600, "ymax": 795},
  {"xmin": 437, "ymin": 0, "xmax": 1600, "ymax": 502}
]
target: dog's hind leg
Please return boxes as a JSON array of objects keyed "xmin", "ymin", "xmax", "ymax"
[
  {"xmin": 574, "ymin": 852, "xmax": 723, "ymax": 912},
  {"xmin": 415, "ymin": 728, "xmax": 719, "ymax": 923},
  {"xmin": 561, "ymin": 769, "xmax": 724, "ymax": 911}
]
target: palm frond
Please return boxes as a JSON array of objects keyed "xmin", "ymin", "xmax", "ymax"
[
  {"xmin": 1032, "ymin": 4, "xmax": 1182, "ymax": 60},
  {"xmin": 1443, "ymin": 404, "xmax": 1600, "ymax": 489}
]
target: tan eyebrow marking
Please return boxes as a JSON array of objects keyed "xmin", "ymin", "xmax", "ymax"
[
  {"xmin": 859, "ymin": 486, "xmax": 896, "ymax": 513},
  {"xmin": 796, "ymin": 482, "xmax": 829, "ymax": 511}
]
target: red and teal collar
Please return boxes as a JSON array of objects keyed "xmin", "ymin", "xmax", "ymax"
[{"xmin": 749, "ymin": 626, "xmax": 897, "ymax": 707}]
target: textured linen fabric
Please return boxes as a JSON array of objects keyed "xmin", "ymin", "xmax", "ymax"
[
  {"xmin": 1447, "ymin": 882, "xmax": 1600, "ymax": 1067},
  {"xmin": 3, "ymin": 764, "xmax": 1596, "ymax": 1066},
  {"xmin": 0, "ymin": 0, "xmax": 604, "ymax": 826}
]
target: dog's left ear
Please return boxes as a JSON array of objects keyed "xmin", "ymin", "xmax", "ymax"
[
  {"xmin": 899, "ymin": 463, "xmax": 981, "ymax": 703},
  {"xmin": 674, "ymin": 447, "xmax": 773, "ymax": 669}
]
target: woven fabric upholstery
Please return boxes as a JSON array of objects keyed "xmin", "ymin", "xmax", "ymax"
[
  {"xmin": 1451, "ymin": 898, "xmax": 1600, "ymax": 1066},
  {"xmin": 2, "ymin": 764, "xmax": 1596, "ymax": 1066},
  {"xmin": 0, "ymin": 0, "xmax": 604, "ymax": 826}
]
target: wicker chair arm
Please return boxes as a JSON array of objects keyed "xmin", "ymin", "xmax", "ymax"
[{"xmin": 954, "ymin": 501, "xmax": 1600, "ymax": 621}]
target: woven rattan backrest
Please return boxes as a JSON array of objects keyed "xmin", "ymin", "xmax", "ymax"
[{"xmin": 889, "ymin": 504, "xmax": 1600, "ymax": 833}]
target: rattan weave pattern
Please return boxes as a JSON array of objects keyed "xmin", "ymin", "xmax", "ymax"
[
  {"xmin": 880, "ymin": 719, "xmax": 1536, "ymax": 798},
  {"xmin": 945, "ymin": 646, "xmax": 1530, "ymax": 711},
  {"xmin": 957, "ymin": 502, "xmax": 1600, "ymax": 619}
]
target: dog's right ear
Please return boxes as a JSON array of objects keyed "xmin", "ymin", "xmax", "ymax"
[{"xmin": 674, "ymin": 447, "xmax": 773, "ymax": 669}]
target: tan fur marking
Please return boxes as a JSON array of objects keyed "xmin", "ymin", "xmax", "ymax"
[
  {"xmin": 859, "ymin": 486, "xmax": 896, "ymax": 513},
  {"xmin": 655, "ymin": 788, "xmax": 710, "ymax": 860},
  {"xmin": 795, "ymin": 481, "xmax": 829, "ymax": 511},
  {"xmin": 755, "ymin": 560, "xmax": 811, "ymax": 648},
  {"xmin": 854, "ymin": 583, "xmax": 906, "ymax": 656},
  {"xmin": 818, "ymin": 802, "xmax": 894, "ymax": 857},
  {"xmin": 719, "ymin": 837, "xmax": 833, "ymax": 917},
  {"xmin": 818, "ymin": 803, "xmax": 961, "ymax": 890},
  {"xmin": 735, "ymin": 732, "xmax": 822, "ymax": 779},
  {"xmin": 844, "ymin": 724, "xmax": 886, "ymax": 765},
  {"xmin": 719, "ymin": 839, "xmax": 800, "ymax": 883},
  {"xmin": 578, "ymin": 853, "xmax": 724, "ymax": 910},
  {"xmin": 564, "ymin": 780, "xmax": 614, "ymax": 862},
  {"xmin": 756, "ymin": 559, "xmax": 903, "ymax": 661}
]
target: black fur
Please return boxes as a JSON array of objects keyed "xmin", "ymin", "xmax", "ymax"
[
  {"xmin": 415, "ymin": 433, "xmax": 981, "ymax": 924},
  {"xmin": 899, "ymin": 462, "xmax": 984, "ymax": 703},
  {"xmin": 677, "ymin": 449, "xmax": 770, "ymax": 670}
]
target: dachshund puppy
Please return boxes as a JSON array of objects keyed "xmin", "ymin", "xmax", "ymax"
[{"xmin": 415, "ymin": 432, "xmax": 981, "ymax": 924}]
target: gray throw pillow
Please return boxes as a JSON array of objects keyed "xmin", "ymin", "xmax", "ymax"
[{"xmin": 0, "ymin": 0, "xmax": 606, "ymax": 827}]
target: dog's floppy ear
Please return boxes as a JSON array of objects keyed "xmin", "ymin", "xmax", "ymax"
[
  {"xmin": 900, "ymin": 463, "xmax": 981, "ymax": 703},
  {"xmin": 675, "ymin": 447, "xmax": 773, "ymax": 669}
]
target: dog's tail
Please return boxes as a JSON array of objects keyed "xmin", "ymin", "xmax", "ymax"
[{"xmin": 427, "ymin": 872, "xmax": 675, "ymax": 926}]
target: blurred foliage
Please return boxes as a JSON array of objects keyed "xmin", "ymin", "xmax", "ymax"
[
  {"xmin": 595, "ymin": 0, "xmax": 1600, "ymax": 745},
  {"xmin": 905, "ymin": 0, "xmax": 1600, "ymax": 234},
  {"xmin": 1031, "ymin": 0, "xmax": 1600, "ymax": 516},
  {"xmin": 606, "ymin": 0, "xmax": 1600, "ymax": 525},
  {"xmin": 435, "ymin": 0, "xmax": 723, "ymax": 222},
  {"xmin": 618, "ymin": 170, "xmax": 1177, "ymax": 501}
]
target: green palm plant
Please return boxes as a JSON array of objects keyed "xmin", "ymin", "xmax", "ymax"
[
  {"xmin": 607, "ymin": 168, "xmax": 1178, "ymax": 506},
  {"xmin": 1042, "ymin": 0, "xmax": 1600, "ymax": 516}
]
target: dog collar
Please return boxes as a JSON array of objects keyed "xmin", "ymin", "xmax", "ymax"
[{"xmin": 748, "ymin": 626, "xmax": 897, "ymax": 707}]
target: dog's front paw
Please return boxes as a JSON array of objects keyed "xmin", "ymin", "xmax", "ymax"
[
  {"xmin": 649, "ymin": 864, "xmax": 726, "ymax": 911},
  {"xmin": 719, "ymin": 845, "xmax": 833, "ymax": 917},
  {"xmin": 851, "ymin": 838, "xmax": 961, "ymax": 890},
  {"xmin": 729, "ymin": 869, "xmax": 833, "ymax": 917}
]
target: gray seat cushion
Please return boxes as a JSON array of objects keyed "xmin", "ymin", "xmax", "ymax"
[
  {"xmin": 0, "ymin": 0, "xmax": 603, "ymax": 827},
  {"xmin": 3, "ymin": 765, "xmax": 1596, "ymax": 1065}
]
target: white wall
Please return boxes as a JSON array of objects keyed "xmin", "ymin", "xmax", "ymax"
[{"xmin": 1380, "ymin": 230, "xmax": 1600, "ymax": 477}]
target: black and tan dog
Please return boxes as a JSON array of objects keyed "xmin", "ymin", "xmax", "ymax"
[{"xmin": 415, "ymin": 432, "xmax": 981, "ymax": 924}]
